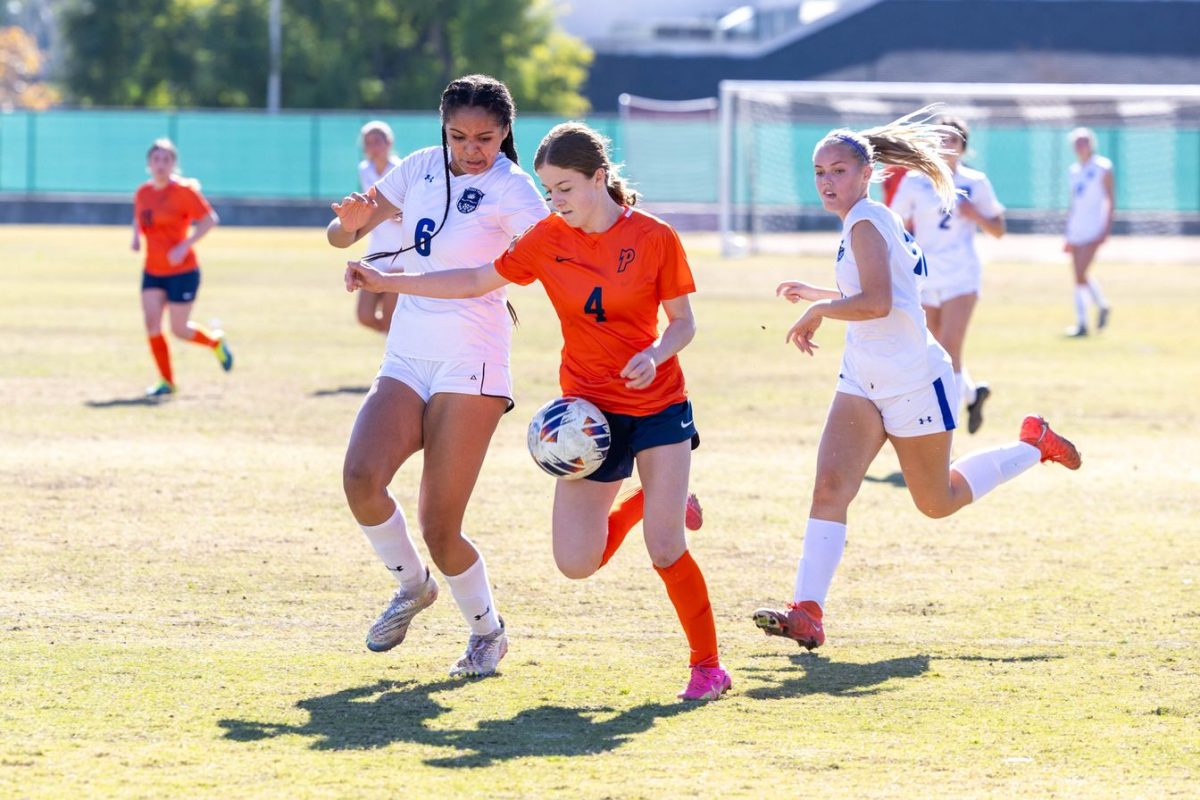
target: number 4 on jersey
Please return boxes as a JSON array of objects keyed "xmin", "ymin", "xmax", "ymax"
[{"xmin": 584, "ymin": 286, "xmax": 607, "ymax": 323}]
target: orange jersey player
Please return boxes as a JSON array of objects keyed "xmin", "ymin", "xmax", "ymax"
[
  {"xmin": 343, "ymin": 122, "xmax": 730, "ymax": 702},
  {"xmin": 132, "ymin": 139, "xmax": 232, "ymax": 397}
]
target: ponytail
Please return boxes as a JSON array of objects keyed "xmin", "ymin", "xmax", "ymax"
[
  {"xmin": 605, "ymin": 173, "xmax": 637, "ymax": 207},
  {"xmin": 818, "ymin": 105, "xmax": 957, "ymax": 211},
  {"xmin": 500, "ymin": 130, "xmax": 519, "ymax": 164}
]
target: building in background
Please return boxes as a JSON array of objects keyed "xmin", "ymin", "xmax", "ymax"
[{"xmin": 555, "ymin": 0, "xmax": 1200, "ymax": 110}]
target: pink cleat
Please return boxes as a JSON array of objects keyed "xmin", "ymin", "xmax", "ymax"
[
  {"xmin": 677, "ymin": 664, "xmax": 732, "ymax": 701},
  {"xmin": 685, "ymin": 493, "xmax": 703, "ymax": 531},
  {"xmin": 751, "ymin": 601, "xmax": 825, "ymax": 651}
]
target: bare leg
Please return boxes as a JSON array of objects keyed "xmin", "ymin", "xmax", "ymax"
[
  {"xmin": 635, "ymin": 441, "xmax": 692, "ymax": 568},
  {"xmin": 343, "ymin": 377, "xmax": 425, "ymax": 525},
  {"xmin": 551, "ymin": 478, "xmax": 624, "ymax": 579},
  {"xmin": 810, "ymin": 393, "xmax": 888, "ymax": 522},
  {"xmin": 889, "ymin": 430, "xmax": 973, "ymax": 519}
]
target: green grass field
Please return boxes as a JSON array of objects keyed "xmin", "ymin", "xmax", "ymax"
[{"xmin": 2, "ymin": 225, "xmax": 1198, "ymax": 798}]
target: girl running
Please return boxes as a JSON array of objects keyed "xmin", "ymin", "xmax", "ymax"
[
  {"xmin": 132, "ymin": 138, "xmax": 232, "ymax": 397},
  {"xmin": 327, "ymin": 75, "xmax": 549, "ymax": 678},
  {"xmin": 890, "ymin": 116, "xmax": 1006, "ymax": 433},
  {"xmin": 344, "ymin": 122, "xmax": 730, "ymax": 702},
  {"xmin": 355, "ymin": 121, "xmax": 404, "ymax": 333},
  {"xmin": 1063, "ymin": 127, "xmax": 1114, "ymax": 337},
  {"xmin": 755, "ymin": 109, "xmax": 1082, "ymax": 651}
]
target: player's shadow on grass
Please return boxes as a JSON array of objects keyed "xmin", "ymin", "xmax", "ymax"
[
  {"xmin": 218, "ymin": 677, "xmax": 699, "ymax": 767},
  {"xmin": 311, "ymin": 385, "xmax": 371, "ymax": 397},
  {"xmin": 741, "ymin": 653, "xmax": 929, "ymax": 699},
  {"xmin": 84, "ymin": 396, "xmax": 165, "ymax": 408},
  {"xmin": 863, "ymin": 471, "xmax": 906, "ymax": 487}
]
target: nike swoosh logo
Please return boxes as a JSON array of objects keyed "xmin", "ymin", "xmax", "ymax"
[
  {"xmin": 680, "ymin": 419, "xmax": 693, "ymax": 429},
  {"xmin": 473, "ymin": 605, "xmax": 490, "ymax": 621},
  {"xmin": 555, "ymin": 256, "xmax": 574, "ymax": 262}
]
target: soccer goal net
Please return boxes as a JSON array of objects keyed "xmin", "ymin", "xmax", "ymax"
[{"xmin": 717, "ymin": 81, "xmax": 1200, "ymax": 256}]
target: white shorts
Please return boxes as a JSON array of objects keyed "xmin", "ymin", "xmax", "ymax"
[
  {"xmin": 920, "ymin": 284, "xmax": 979, "ymax": 309},
  {"xmin": 378, "ymin": 355, "xmax": 513, "ymax": 410},
  {"xmin": 836, "ymin": 367, "xmax": 958, "ymax": 438}
]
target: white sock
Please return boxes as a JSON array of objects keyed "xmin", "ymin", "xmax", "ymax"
[
  {"xmin": 444, "ymin": 547, "xmax": 501, "ymax": 635},
  {"xmin": 951, "ymin": 442, "xmax": 1040, "ymax": 502},
  {"xmin": 792, "ymin": 518, "xmax": 847, "ymax": 608},
  {"xmin": 1086, "ymin": 278, "xmax": 1109, "ymax": 310},
  {"xmin": 359, "ymin": 497, "xmax": 426, "ymax": 591},
  {"xmin": 1074, "ymin": 286, "xmax": 1090, "ymax": 327},
  {"xmin": 956, "ymin": 368, "xmax": 977, "ymax": 408}
]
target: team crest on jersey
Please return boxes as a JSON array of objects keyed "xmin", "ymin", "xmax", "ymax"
[
  {"xmin": 617, "ymin": 248, "xmax": 636, "ymax": 273},
  {"xmin": 457, "ymin": 187, "xmax": 485, "ymax": 214}
]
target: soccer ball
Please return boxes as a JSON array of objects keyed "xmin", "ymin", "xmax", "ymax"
[{"xmin": 527, "ymin": 397, "xmax": 611, "ymax": 480}]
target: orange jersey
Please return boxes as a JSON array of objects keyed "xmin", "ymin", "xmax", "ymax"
[
  {"xmin": 134, "ymin": 179, "xmax": 213, "ymax": 276},
  {"xmin": 494, "ymin": 207, "xmax": 696, "ymax": 416}
]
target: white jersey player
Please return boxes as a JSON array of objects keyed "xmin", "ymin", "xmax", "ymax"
[
  {"xmin": 1063, "ymin": 127, "xmax": 1114, "ymax": 337},
  {"xmin": 326, "ymin": 75, "xmax": 550, "ymax": 680},
  {"xmin": 754, "ymin": 110, "xmax": 1081, "ymax": 654},
  {"xmin": 353, "ymin": 121, "xmax": 404, "ymax": 333},
  {"xmin": 891, "ymin": 117, "xmax": 1006, "ymax": 433}
]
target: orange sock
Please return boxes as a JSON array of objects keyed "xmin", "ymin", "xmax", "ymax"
[
  {"xmin": 654, "ymin": 550, "xmax": 719, "ymax": 668},
  {"xmin": 187, "ymin": 322, "xmax": 219, "ymax": 348},
  {"xmin": 599, "ymin": 487, "xmax": 644, "ymax": 568},
  {"xmin": 148, "ymin": 334, "xmax": 173, "ymax": 384}
]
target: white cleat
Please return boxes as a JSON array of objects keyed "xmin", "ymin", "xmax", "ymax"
[
  {"xmin": 449, "ymin": 618, "xmax": 508, "ymax": 677},
  {"xmin": 365, "ymin": 570, "xmax": 438, "ymax": 653}
]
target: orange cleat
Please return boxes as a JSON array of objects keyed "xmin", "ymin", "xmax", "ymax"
[
  {"xmin": 1020, "ymin": 415, "xmax": 1082, "ymax": 470},
  {"xmin": 751, "ymin": 600, "xmax": 825, "ymax": 651}
]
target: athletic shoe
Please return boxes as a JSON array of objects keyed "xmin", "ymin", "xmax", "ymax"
[
  {"xmin": 685, "ymin": 492, "xmax": 703, "ymax": 531},
  {"xmin": 966, "ymin": 384, "xmax": 991, "ymax": 435},
  {"xmin": 677, "ymin": 664, "xmax": 732, "ymax": 701},
  {"xmin": 449, "ymin": 618, "xmax": 508, "ymax": 677},
  {"xmin": 213, "ymin": 336, "xmax": 234, "ymax": 372},
  {"xmin": 1019, "ymin": 415, "xmax": 1082, "ymax": 470},
  {"xmin": 1097, "ymin": 307, "xmax": 1110, "ymax": 331},
  {"xmin": 751, "ymin": 600, "xmax": 825, "ymax": 651},
  {"xmin": 365, "ymin": 570, "xmax": 438, "ymax": 653},
  {"xmin": 145, "ymin": 379, "xmax": 175, "ymax": 398},
  {"xmin": 1065, "ymin": 325, "xmax": 1088, "ymax": 338}
]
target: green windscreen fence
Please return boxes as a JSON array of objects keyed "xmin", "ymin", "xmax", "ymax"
[{"xmin": 1, "ymin": 108, "xmax": 1197, "ymax": 212}]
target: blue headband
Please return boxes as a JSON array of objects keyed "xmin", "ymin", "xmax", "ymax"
[{"xmin": 835, "ymin": 134, "xmax": 871, "ymax": 163}]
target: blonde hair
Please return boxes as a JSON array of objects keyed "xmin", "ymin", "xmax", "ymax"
[
  {"xmin": 146, "ymin": 138, "xmax": 182, "ymax": 177},
  {"xmin": 816, "ymin": 105, "xmax": 957, "ymax": 210},
  {"xmin": 360, "ymin": 120, "xmax": 395, "ymax": 147},
  {"xmin": 1068, "ymin": 126, "xmax": 1096, "ymax": 148},
  {"xmin": 534, "ymin": 122, "xmax": 637, "ymax": 207}
]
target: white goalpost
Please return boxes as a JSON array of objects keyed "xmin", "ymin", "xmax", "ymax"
[{"xmin": 717, "ymin": 81, "xmax": 1200, "ymax": 257}]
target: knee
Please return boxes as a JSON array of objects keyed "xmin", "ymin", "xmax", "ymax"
[
  {"xmin": 643, "ymin": 535, "xmax": 684, "ymax": 570},
  {"xmin": 342, "ymin": 459, "xmax": 387, "ymax": 507},
  {"xmin": 811, "ymin": 472, "xmax": 857, "ymax": 515},
  {"xmin": 170, "ymin": 321, "xmax": 191, "ymax": 340},
  {"xmin": 418, "ymin": 521, "xmax": 462, "ymax": 562},
  {"xmin": 553, "ymin": 545, "xmax": 600, "ymax": 580},
  {"xmin": 912, "ymin": 495, "xmax": 954, "ymax": 519}
]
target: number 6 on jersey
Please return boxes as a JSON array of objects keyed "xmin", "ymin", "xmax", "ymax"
[{"xmin": 584, "ymin": 286, "xmax": 607, "ymax": 323}]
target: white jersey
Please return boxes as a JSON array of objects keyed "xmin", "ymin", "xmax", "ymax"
[
  {"xmin": 358, "ymin": 156, "xmax": 405, "ymax": 265},
  {"xmin": 1066, "ymin": 155, "xmax": 1113, "ymax": 245},
  {"xmin": 891, "ymin": 165, "xmax": 1004, "ymax": 292},
  {"xmin": 374, "ymin": 147, "xmax": 549, "ymax": 365},
  {"xmin": 834, "ymin": 198, "xmax": 952, "ymax": 400}
]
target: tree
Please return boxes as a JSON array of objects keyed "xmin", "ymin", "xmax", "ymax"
[
  {"xmin": 58, "ymin": 0, "xmax": 591, "ymax": 113},
  {"xmin": 0, "ymin": 25, "xmax": 60, "ymax": 109}
]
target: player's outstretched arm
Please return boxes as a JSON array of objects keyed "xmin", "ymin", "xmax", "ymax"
[
  {"xmin": 776, "ymin": 281, "xmax": 840, "ymax": 303},
  {"xmin": 345, "ymin": 261, "xmax": 510, "ymax": 299}
]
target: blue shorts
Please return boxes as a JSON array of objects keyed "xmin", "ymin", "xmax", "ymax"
[
  {"xmin": 142, "ymin": 270, "xmax": 200, "ymax": 303},
  {"xmin": 586, "ymin": 400, "xmax": 700, "ymax": 483}
]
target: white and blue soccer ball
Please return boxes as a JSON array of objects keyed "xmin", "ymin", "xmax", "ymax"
[{"xmin": 527, "ymin": 397, "xmax": 611, "ymax": 480}]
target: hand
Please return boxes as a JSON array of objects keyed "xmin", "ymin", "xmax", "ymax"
[
  {"xmin": 785, "ymin": 306, "xmax": 824, "ymax": 356},
  {"xmin": 331, "ymin": 186, "xmax": 379, "ymax": 234},
  {"xmin": 776, "ymin": 281, "xmax": 821, "ymax": 303},
  {"xmin": 130, "ymin": 236, "xmax": 140, "ymax": 253},
  {"xmin": 344, "ymin": 260, "xmax": 394, "ymax": 293},
  {"xmin": 1063, "ymin": 241, "xmax": 1074, "ymax": 253},
  {"xmin": 167, "ymin": 242, "xmax": 189, "ymax": 266},
  {"xmin": 956, "ymin": 197, "xmax": 980, "ymax": 223},
  {"xmin": 620, "ymin": 348, "xmax": 658, "ymax": 390}
]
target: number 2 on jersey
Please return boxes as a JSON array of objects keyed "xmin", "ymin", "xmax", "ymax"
[
  {"xmin": 938, "ymin": 211, "xmax": 952, "ymax": 230},
  {"xmin": 414, "ymin": 217, "xmax": 436, "ymax": 256},
  {"xmin": 583, "ymin": 286, "xmax": 607, "ymax": 323}
]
